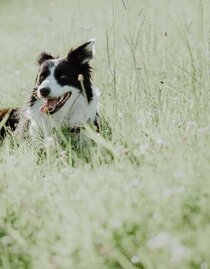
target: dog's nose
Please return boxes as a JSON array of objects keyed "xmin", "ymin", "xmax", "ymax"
[{"xmin": 39, "ymin": 87, "xmax": 50, "ymax": 97}]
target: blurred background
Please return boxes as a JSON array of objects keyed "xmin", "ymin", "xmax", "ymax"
[
  {"xmin": 1, "ymin": 0, "xmax": 209, "ymax": 108},
  {"xmin": 1, "ymin": 1, "xmax": 210, "ymax": 269}
]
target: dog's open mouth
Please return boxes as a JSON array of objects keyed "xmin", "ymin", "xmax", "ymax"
[{"xmin": 40, "ymin": 92, "xmax": 71, "ymax": 114}]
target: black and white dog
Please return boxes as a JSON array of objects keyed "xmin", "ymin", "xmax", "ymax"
[{"xmin": 0, "ymin": 40, "xmax": 99, "ymax": 138}]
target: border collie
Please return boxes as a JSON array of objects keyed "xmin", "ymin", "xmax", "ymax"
[{"xmin": 0, "ymin": 40, "xmax": 99, "ymax": 139}]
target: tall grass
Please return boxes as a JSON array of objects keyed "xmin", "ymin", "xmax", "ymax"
[{"xmin": 1, "ymin": 0, "xmax": 210, "ymax": 268}]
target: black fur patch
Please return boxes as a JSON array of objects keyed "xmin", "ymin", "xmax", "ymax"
[
  {"xmin": 37, "ymin": 62, "xmax": 51, "ymax": 85},
  {"xmin": 0, "ymin": 109, "xmax": 19, "ymax": 139},
  {"xmin": 37, "ymin": 52, "xmax": 54, "ymax": 65},
  {"xmin": 94, "ymin": 112, "xmax": 100, "ymax": 132},
  {"xmin": 54, "ymin": 59, "xmax": 93, "ymax": 102},
  {"xmin": 29, "ymin": 87, "xmax": 38, "ymax": 107},
  {"xmin": 29, "ymin": 62, "xmax": 52, "ymax": 107},
  {"xmin": 67, "ymin": 40, "xmax": 94, "ymax": 65}
]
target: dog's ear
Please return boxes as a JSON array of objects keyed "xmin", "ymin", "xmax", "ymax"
[
  {"xmin": 37, "ymin": 52, "xmax": 54, "ymax": 65},
  {"xmin": 67, "ymin": 39, "xmax": 95, "ymax": 65}
]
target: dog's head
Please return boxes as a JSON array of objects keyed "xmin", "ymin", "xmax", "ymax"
[{"xmin": 31, "ymin": 40, "xmax": 95, "ymax": 114}]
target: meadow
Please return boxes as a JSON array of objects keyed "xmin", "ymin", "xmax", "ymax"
[{"xmin": 0, "ymin": 0, "xmax": 210, "ymax": 268}]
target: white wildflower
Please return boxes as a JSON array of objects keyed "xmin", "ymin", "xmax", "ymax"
[
  {"xmin": 147, "ymin": 232, "xmax": 172, "ymax": 249},
  {"xmin": 60, "ymin": 150, "xmax": 68, "ymax": 161},
  {"xmin": 163, "ymin": 188, "xmax": 175, "ymax": 198},
  {"xmin": 152, "ymin": 212, "xmax": 161, "ymax": 221},
  {"xmin": 163, "ymin": 186, "xmax": 186, "ymax": 198},
  {"xmin": 140, "ymin": 143, "xmax": 150, "ymax": 155},
  {"xmin": 177, "ymin": 186, "xmax": 186, "ymax": 194},
  {"xmin": 156, "ymin": 138, "xmax": 165, "ymax": 149},
  {"xmin": 44, "ymin": 136, "xmax": 56, "ymax": 148},
  {"xmin": 131, "ymin": 255, "xmax": 140, "ymax": 264},
  {"xmin": 112, "ymin": 220, "xmax": 122, "ymax": 229},
  {"xmin": 186, "ymin": 121, "xmax": 196, "ymax": 131},
  {"xmin": 174, "ymin": 171, "xmax": 186, "ymax": 179},
  {"xmin": 170, "ymin": 244, "xmax": 190, "ymax": 265},
  {"xmin": 197, "ymin": 127, "xmax": 209, "ymax": 135},
  {"xmin": 147, "ymin": 232, "xmax": 190, "ymax": 265}
]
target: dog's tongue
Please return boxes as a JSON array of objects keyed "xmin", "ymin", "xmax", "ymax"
[
  {"xmin": 40, "ymin": 98, "xmax": 59, "ymax": 112},
  {"xmin": 46, "ymin": 98, "xmax": 58, "ymax": 108}
]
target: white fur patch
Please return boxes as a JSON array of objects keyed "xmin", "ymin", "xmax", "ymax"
[
  {"xmin": 38, "ymin": 59, "xmax": 70, "ymax": 99},
  {"xmin": 25, "ymin": 86, "xmax": 99, "ymax": 137}
]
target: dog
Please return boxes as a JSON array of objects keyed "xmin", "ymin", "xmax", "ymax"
[{"xmin": 0, "ymin": 40, "xmax": 99, "ymax": 139}]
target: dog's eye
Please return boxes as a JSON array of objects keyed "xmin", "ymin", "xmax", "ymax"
[
  {"xmin": 56, "ymin": 69, "xmax": 67, "ymax": 78},
  {"xmin": 57, "ymin": 73, "xmax": 67, "ymax": 80},
  {"xmin": 59, "ymin": 75, "xmax": 67, "ymax": 79}
]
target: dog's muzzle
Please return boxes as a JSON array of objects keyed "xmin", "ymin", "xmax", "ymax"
[{"xmin": 40, "ymin": 92, "xmax": 72, "ymax": 114}]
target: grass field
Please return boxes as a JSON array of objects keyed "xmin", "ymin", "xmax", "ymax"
[{"xmin": 1, "ymin": 0, "xmax": 210, "ymax": 268}]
